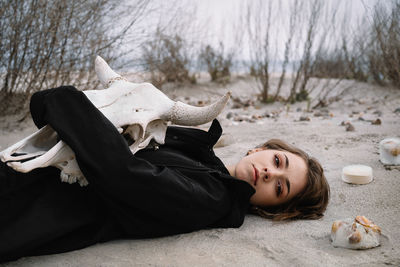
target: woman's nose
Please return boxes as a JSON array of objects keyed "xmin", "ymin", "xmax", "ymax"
[
  {"xmin": 261, "ymin": 168, "xmax": 279, "ymax": 180},
  {"xmin": 261, "ymin": 168, "xmax": 271, "ymax": 179}
]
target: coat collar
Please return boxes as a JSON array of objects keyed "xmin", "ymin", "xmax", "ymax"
[
  {"xmin": 207, "ymin": 119, "xmax": 223, "ymax": 147},
  {"xmin": 164, "ymin": 119, "xmax": 223, "ymax": 150}
]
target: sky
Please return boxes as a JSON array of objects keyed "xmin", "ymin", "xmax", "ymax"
[
  {"xmin": 123, "ymin": 0, "xmax": 384, "ymax": 69},
  {"xmin": 193, "ymin": 0, "xmax": 380, "ymax": 57}
]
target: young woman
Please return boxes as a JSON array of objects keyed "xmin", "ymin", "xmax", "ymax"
[{"xmin": 0, "ymin": 86, "xmax": 329, "ymax": 262}]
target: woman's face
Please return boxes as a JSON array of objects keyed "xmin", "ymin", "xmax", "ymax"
[{"xmin": 234, "ymin": 148, "xmax": 308, "ymax": 207}]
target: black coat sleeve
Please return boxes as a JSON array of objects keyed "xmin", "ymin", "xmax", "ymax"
[{"xmin": 29, "ymin": 86, "xmax": 232, "ymax": 237}]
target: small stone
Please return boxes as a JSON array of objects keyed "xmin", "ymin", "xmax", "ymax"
[
  {"xmin": 373, "ymin": 110, "xmax": 382, "ymax": 116},
  {"xmin": 233, "ymin": 115, "xmax": 254, "ymax": 122},
  {"xmin": 244, "ymin": 100, "xmax": 253, "ymax": 107},
  {"xmin": 231, "ymin": 103, "xmax": 242, "ymax": 109},
  {"xmin": 358, "ymin": 117, "xmax": 365, "ymax": 121},
  {"xmin": 346, "ymin": 123, "xmax": 355, "ymax": 131},
  {"xmin": 252, "ymin": 114, "xmax": 262, "ymax": 119},
  {"xmin": 371, "ymin": 118, "xmax": 382, "ymax": 125},
  {"xmin": 296, "ymin": 107, "xmax": 302, "ymax": 112},
  {"xmin": 314, "ymin": 112, "xmax": 323, "ymax": 117},
  {"xmin": 264, "ymin": 111, "xmax": 278, "ymax": 118},
  {"xmin": 394, "ymin": 108, "xmax": 400, "ymax": 114},
  {"xmin": 340, "ymin": 121, "xmax": 352, "ymax": 126},
  {"xmin": 299, "ymin": 116, "xmax": 310, "ymax": 121},
  {"xmin": 233, "ymin": 116, "xmax": 244, "ymax": 122},
  {"xmin": 226, "ymin": 112, "xmax": 234, "ymax": 119},
  {"xmin": 352, "ymin": 111, "xmax": 360, "ymax": 115}
]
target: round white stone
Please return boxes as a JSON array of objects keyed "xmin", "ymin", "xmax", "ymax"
[{"xmin": 342, "ymin": 164, "xmax": 373, "ymax": 184}]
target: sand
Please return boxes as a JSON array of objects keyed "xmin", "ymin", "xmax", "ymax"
[{"xmin": 0, "ymin": 75, "xmax": 399, "ymax": 266}]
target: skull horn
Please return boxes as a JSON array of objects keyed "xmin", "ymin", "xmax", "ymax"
[
  {"xmin": 167, "ymin": 92, "xmax": 231, "ymax": 126},
  {"xmin": 95, "ymin": 56, "xmax": 126, "ymax": 88}
]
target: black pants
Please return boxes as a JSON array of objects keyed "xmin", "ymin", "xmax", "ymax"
[{"xmin": 0, "ymin": 161, "xmax": 117, "ymax": 263}]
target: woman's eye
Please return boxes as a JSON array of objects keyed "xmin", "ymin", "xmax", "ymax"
[{"xmin": 274, "ymin": 155, "xmax": 280, "ymax": 167}]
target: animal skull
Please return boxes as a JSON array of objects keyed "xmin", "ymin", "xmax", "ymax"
[{"xmin": 0, "ymin": 56, "xmax": 230, "ymax": 186}]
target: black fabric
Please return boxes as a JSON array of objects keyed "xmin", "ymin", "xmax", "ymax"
[{"xmin": 0, "ymin": 86, "xmax": 255, "ymax": 263}]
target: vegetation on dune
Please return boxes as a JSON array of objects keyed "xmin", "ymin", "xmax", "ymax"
[
  {"xmin": 199, "ymin": 43, "xmax": 233, "ymax": 84},
  {"xmin": 0, "ymin": 0, "xmax": 149, "ymax": 115},
  {"xmin": 142, "ymin": 29, "xmax": 195, "ymax": 88},
  {"xmin": 0, "ymin": 0, "xmax": 399, "ymax": 116}
]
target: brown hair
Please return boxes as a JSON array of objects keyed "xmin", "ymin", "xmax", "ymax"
[{"xmin": 249, "ymin": 139, "xmax": 330, "ymax": 221}]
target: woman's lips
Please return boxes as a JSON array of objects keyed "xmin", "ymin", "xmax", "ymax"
[{"xmin": 252, "ymin": 164, "xmax": 259, "ymax": 186}]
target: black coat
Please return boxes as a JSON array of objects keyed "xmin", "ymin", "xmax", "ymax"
[{"xmin": 0, "ymin": 86, "xmax": 255, "ymax": 262}]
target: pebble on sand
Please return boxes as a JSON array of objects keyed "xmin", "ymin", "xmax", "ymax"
[
  {"xmin": 346, "ymin": 123, "xmax": 355, "ymax": 131},
  {"xmin": 371, "ymin": 118, "xmax": 382, "ymax": 125},
  {"xmin": 314, "ymin": 112, "xmax": 323, "ymax": 117},
  {"xmin": 373, "ymin": 110, "xmax": 382, "ymax": 116},
  {"xmin": 299, "ymin": 116, "xmax": 311, "ymax": 121},
  {"xmin": 226, "ymin": 112, "xmax": 234, "ymax": 119}
]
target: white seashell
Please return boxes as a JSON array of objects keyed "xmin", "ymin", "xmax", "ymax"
[
  {"xmin": 331, "ymin": 216, "xmax": 381, "ymax": 249},
  {"xmin": 379, "ymin": 137, "xmax": 400, "ymax": 165}
]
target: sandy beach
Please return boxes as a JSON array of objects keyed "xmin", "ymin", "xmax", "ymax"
[{"xmin": 0, "ymin": 75, "xmax": 399, "ymax": 266}]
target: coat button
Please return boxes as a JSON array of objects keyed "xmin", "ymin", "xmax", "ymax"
[{"xmin": 173, "ymin": 136, "xmax": 178, "ymax": 140}]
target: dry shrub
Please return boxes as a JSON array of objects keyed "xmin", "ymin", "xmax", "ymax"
[
  {"xmin": 341, "ymin": 33, "xmax": 369, "ymax": 82},
  {"xmin": 308, "ymin": 1, "xmax": 400, "ymax": 89},
  {"xmin": 0, "ymin": 0, "xmax": 149, "ymax": 115},
  {"xmin": 311, "ymin": 49, "xmax": 349, "ymax": 79},
  {"xmin": 288, "ymin": 0, "xmax": 324, "ymax": 104},
  {"xmin": 141, "ymin": 29, "xmax": 195, "ymax": 88},
  {"xmin": 368, "ymin": 1, "xmax": 400, "ymax": 87},
  {"xmin": 244, "ymin": 0, "xmax": 328, "ymax": 104},
  {"xmin": 245, "ymin": 0, "xmax": 274, "ymax": 103},
  {"xmin": 199, "ymin": 42, "xmax": 233, "ymax": 83}
]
